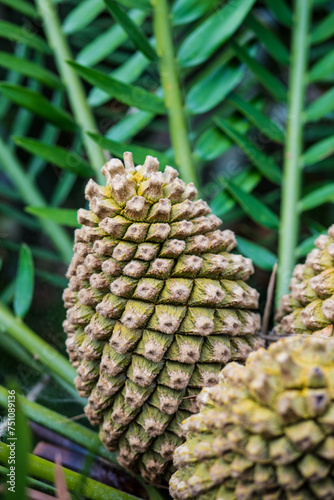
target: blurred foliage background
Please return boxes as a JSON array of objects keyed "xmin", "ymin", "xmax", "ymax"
[{"xmin": 0, "ymin": 0, "xmax": 334, "ymax": 498}]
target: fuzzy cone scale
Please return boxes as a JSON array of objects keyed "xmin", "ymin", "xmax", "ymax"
[
  {"xmin": 275, "ymin": 225, "xmax": 334, "ymax": 338},
  {"xmin": 63, "ymin": 153, "xmax": 261, "ymax": 483},
  {"xmin": 170, "ymin": 335, "xmax": 334, "ymax": 499}
]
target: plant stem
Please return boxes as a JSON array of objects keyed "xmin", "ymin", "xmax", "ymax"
[
  {"xmin": 0, "ymin": 301, "xmax": 76, "ymax": 390},
  {"xmin": 0, "ymin": 442, "xmax": 139, "ymax": 500},
  {"xmin": 276, "ymin": 0, "xmax": 313, "ymax": 305},
  {"xmin": 0, "ymin": 137, "xmax": 73, "ymax": 264},
  {"xmin": 151, "ymin": 0, "xmax": 197, "ymax": 187},
  {"xmin": 0, "ymin": 465, "xmax": 56, "ymax": 496},
  {"xmin": 35, "ymin": 0, "xmax": 106, "ymax": 183},
  {"xmin": 0, "ymin": 386, "xmax": 115, "ymax": 463}
]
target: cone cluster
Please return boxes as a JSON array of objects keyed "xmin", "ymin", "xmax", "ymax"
[
  {"xmin": 170, "ymin": 335, "xmax": 334, "ymax": 499},
  {"xmin": 63, "ymin": 153, "xmax": 261, "ymax": 483},
  {"xmin": 275, "ymin": 226, "xmax": 334, "ymax": 338}
]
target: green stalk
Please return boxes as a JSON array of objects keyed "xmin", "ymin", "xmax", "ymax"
[
  {"xmin": 276, "ymin": 0, "xmax": 313, "ymax": 305},
  {"xmin": 35, "ymin": 0, "xmax": 105, "ymax": 184},
  {"xmin": 0, "ymin": 465, "xmax": 56, "ymax": 496},
  {"xmin": 0, "ymin": 137, "xmax": 73, "ymax": 264},
  {"xmin": 0, "ymin": 386, "xmax": 115, "ymax": 463},
  {"xmin": 151, "ymin": 0, "xmax": 197, "ymax": 187},
  {"xmin": 0, "ymin": 331, "xmax": 81, "ymax": 402},
  {"xmin": 0, "ymin": 443, "xmax": 139, "ymax": 500},
  {"xmin": 0, "ymin": 301, "xmax": 76, "ymax": 390}
]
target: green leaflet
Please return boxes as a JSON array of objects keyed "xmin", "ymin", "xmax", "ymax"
[
  {"xmin": 210, "ymin": 170, "xmax": 261, "ymax": 217},
  {"xmin": 245, "ymin": 14, "xmax": 290, "ymax": 66},
  {"xmin": 222, "ymin": 179, "xmax": 279, "ymax": 229},
  {"xmin": 0, "ymin": 0, "xmax": 39, "ymax": 18},
  {"xmin": 232, "ymin": 41, "xmax": 287, "ymax": 101},
  {"xmin": 186, "ymin": 64, "xmax": 245, "ymax": 114},
  {"xmin": 195, "ymin": 119, "xmax": 250, "ymax": 161},
  {"xmin": 12, "ymin": 136, "xmax": 93, "ymax": 177},
  {"xmin": 104, "ymin": 0, "xmax": 157, "ymax": 61},
  {"xmin": 303, "ymin": 135, "xmax": 334, "ymax": 166},
  {"xmin": 228, "ymin": 93, "xmax": 285, "ymax": 144},
  {"xmin": 116, "ymin": 0, "xmax": 150, "ymax": 7},
  {"xmin": 215, "ymin": 118, "xmax": 282, "ymax": 184},
  {"xmin": 62, "ymin": 0, "xmax": 105, "ymax": 34},
  {"xmin": 177, "ymin": 0, "xmax": 256, "ymax": 67},
  {"xmin": 171, "ymin": 0, "xmax": 219, "ymax": 25},
  {"xmin": 263, "ymin": 0, "xmax": 292, "ymax": 27},
  {"xmin": 0, "ymin": 84, "xmax": 76, "ymax": 131},
  {"xmin": 0, "ymin": 21, "xmax": 50, "ymax": 53},
  {"xmin": 69, "ymin": 62, "xmax": 166, "ymax": 114},
  {"xmin": 0, "ymin": 51, "xmax": 63, "ymax": 89},
  {"xmin": 299, "ymin": 183, "xmax": 334, "ymax": 212},
  {"xmin": 305, "ymin": 87, "xmax": 334, "ymax": 121},
  {"xmin": 88, "ymin": 51, "xmax": 150, "ymax": 107},
  {"xmin": 76, "ymin": 9, "xmax": 146, "ymax": 66},
  {"xmin": 237, "ymin": 236, "xmax": 277, "ymax": 271},
  {"xmin": 311, "ymin": 10, "xmax": 334, "ymax": 44},
  {"xmin": 87, "ymin": 132, "xmax": 172, "ymax": 166},
  {"xmin": 308, "ymin": 50, "xmax": 334, "ymax": 82},
  {"xmin": 13, "ymin": 244, "xmax": 34, "ymax": 319},
  {"xmin": 25, "ymin": 206, "xmax": 80, "ymax": 228},
  {"xmin": 106, "ymin": 110, "xmax": 155, "ymax": 142}
]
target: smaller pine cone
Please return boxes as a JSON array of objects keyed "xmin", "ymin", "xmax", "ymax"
[
  {"xmin": 63, "ymin": 152, "xmax": 262, "ymax": 484},
  {"xmin": 170, "ymin": 335, "xmax": 334, "ymax": 499},
  {"xmin": 275, "ymin": 225, "xmax": 334, "ymax": 338}
]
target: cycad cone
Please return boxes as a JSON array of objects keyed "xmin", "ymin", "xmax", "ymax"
[
  {"xmin": 275, "ymin": 225, "xmax": 334, "ymax": 337},
  {"xmin": 63, "ymin": 153, "xmax": 261, "ymax": 483},
  {"xmin": 170, "ymin": 335, "xmax": 334, "ymax": 499}
]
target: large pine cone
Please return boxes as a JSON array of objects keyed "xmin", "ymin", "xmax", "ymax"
[{"xmin": 63, "ymin": 153, "xmax": 261, "ymax": 483}]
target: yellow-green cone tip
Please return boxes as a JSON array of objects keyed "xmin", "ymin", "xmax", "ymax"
[
  {"xmin": 63, "ymin": 152, "xmax": 262, "ymax": 484},
  {"xmin": 275, "ymin": 225, "xmax": 334, "ymax": 338},
  {"xmin": 170, "ymin": 335, "xmax": 334, "ymax": 499}
]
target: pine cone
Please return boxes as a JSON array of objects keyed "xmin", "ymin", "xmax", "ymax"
[
  {"xmin": 63, "ymin": 153, "xmax": 261, "ymax": 483},
  {"xmin": 275, "ymin": 226, "xmax": 334, "ymax": 338},
  {"xmin": 170, "ymin": 335, "xmax": 334, "ymax": 499}
]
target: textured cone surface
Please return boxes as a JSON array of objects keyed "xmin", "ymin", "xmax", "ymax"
[
  {"xmin": 63, "ymin": 153, "xmax": 261, "ymax": 484},
  {"xmin": 170, "ymin": 335, "xmax": 334, "ymax": 499},
  {"xmin": 275, "ymin": 225, "xmax": 334, "ymax": 338}
]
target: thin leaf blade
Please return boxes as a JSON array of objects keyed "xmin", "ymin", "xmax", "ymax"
[
  {"xmin": 68, "ymin": 62, "xmax": 166, "ymax": 114},
  {"xmin": 237, "ymin": 236, "xmax": 277, "ymax": 271},
  {"xmin": 232, "ymin": 41, "xmax": 287, "ymax": 101},
  {"xmin": 25, "ymin": 207, "xmax": 79, "ymax": 227},
  {"xmin": 177, "ymin": 0, "xmax": 256, "ymax": 67},
  {"xmin": 13, "ymin": 244, "xmax": 34, "ymax": 319},
  {"xmin": 0, "ymin": 84, "xmax": 76, "ymax": 131},
  {"xmin": 303, "ymin": 135, "xmax": 334, "ymax": 165},
  {"xmin": 215, "ymin": 118, "xmax": 282, "ymax": 184},
  {"xmin": 0, "ymin": 52, "xmax": 63, "ymax": 90},
  {"xmin": 299, "ymin": 183, "xmax": 334, "ymax": 211},
  {"xmin": 0, "ymin": 21, "xmax": 50, "ymax": 53},
  {"xmin": 223, "ymin": 179, "xmax": 279, "ymax": 229},
  {"xmin": 12, "ymin": 136, "xmax": 93, "ymax": 177},
  {"xmin": 228, "ymin": 93, "xmax": 285, "ymax": 143},
  {"xmin": 104, "ymin": 0, "xmax": 157, "ymax": 61}
]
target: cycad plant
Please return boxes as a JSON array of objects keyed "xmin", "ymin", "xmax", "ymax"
[{"xmin": 1, "ymin": 0, "xmax": 334, "ymax": 498}]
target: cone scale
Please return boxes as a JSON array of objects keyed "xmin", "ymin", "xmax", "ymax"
[
  {"xmin": 170, "ymin": 335, "xmax": 334, "ymax": 499},
  {"xmin": 63, "ymin": 153, "xmax": 261, "ymax": 483}
]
